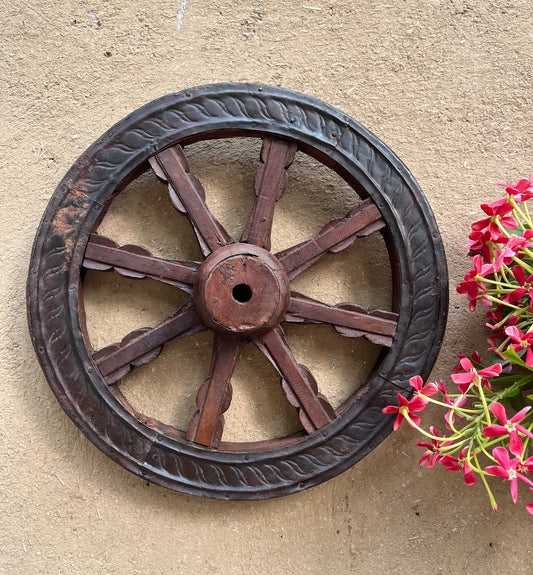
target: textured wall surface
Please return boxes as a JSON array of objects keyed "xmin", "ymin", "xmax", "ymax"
[{"xmin": 2, "ymin": 1, "xmax": 532, "ymax": 574}]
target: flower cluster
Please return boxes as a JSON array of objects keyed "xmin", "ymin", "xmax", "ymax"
[{"xmin": 383, "ymin": 176, "xmax": 533, "ymax": 514}]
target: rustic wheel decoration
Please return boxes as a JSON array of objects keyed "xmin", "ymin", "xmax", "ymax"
[{"xmin": 27, "ymin": 83, "xmax": 448, "ymax": 500}]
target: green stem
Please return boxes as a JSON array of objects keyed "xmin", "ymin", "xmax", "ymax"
[
  {"xmin": 495, "ymin": 219, "xmax": 512, "ymax": 239},
  {"xmin": 475, "ymin": 376, "xmax": 492, "ymax": 426},
  {"xmin": 480, "ymin": 277, "xmax": 514, "ymax": 288},
  {"xmin": 523, "ymin": 201, "xmax": 532, "ymax": 227},
  {"xmin": 473, "ymin": 452, "xmax": 499, "ymax": 512},
  {"xmin": 418, "ymin": 394, "xmax": 478, "ymax": 414},
  {"xmin": 485, "ymin": 295, "xmax": 523, "ymax": 311},
  {"xmin": 512, "ymin": 256, "xmax": 533, "ymax": 275}
]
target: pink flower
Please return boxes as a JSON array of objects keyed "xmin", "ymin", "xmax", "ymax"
[
  {"xmin": 485, "ymin": 447, "xmax": 533, "ymax": 503},
  {"xmin": 471, "ymin": 198, "xmax": 518, "ymax": 239},
  {"xmin": 501, "ymin": 265, "xmax": 533, "ymax": 305},
  {"xmin": 409, "ymin": 375, "xmax": 439, "ymax": 397},
  {"xmin": 504, "ymin": 326, "xmax": 533, "ymax": 366},
  {"xmin": 518, "ymin": 456, "xmax": 533, "ymax": 474},
  {"xmin": 483, "ymin": 403, "xmax": 533, "ymax": 456},
  {"xmin": 440, "ymin": 447, "xmax": 476, "ymax": 485},
  {"xmin": 467, "ymin": 229, "xmax": 494, "ymax": 263},
  {"xmin": 450, "ymin": 357, "xmax": 502, "ymax": 394},
  {"xmin": 434, "ymin": 380, "xmax": 449, "ymax": 395},
  {"xmin": 456, "ymin": 256, "xmax": 495, "ymax": 312},
  {"xmin": 415, "ymin": 427, "xmax": 451, "ymax": 468},
  {"xmin": 498, "ymin": 176, "xmax": 533, "ymax": 202},
  {"xmin": 493, "ymin": 235, "xmax": 533, "ymax": 271},
  {"xmin": 382, "ymin": 392, "xmax": 428, "ymax": 431},
  {"xmin": 452, "ymin": 351, "xmax": 481, "ymax": 368}
]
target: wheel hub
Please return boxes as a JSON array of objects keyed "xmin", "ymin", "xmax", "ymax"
[{"xmin": 193, "ymin": 243, "xmax": 290, "ymax": 335}]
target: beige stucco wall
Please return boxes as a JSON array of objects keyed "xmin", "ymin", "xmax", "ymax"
[{"xmin": 2, "ymin": 1, "xmax": 532, "ymax": 573}]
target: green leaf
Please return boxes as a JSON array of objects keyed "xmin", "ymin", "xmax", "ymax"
[
  {"xmin": 491, "ymin": 374, "xmax": 533, "ymax": 391},
  {"xmin": 502, "ymin": 386, "xmax": 521, "ymax": 397},
  {"xmin": 490, "ymin": 375, "xmax": 523, "ymax": 388},
  {"xmin": 501, "ymin": 348, "xmax": 533, "ymax": 372},
  {"xmin": 489, "ymin": 352, "xmax": 509, "ymax": 367},
  {"xmin": 510, "ymin": 392, "xmax": 528, "ymax": 411}
]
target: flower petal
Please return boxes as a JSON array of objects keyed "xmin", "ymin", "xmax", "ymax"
[
  {"xmin": 382, "ymin": 405, "xmax": 400, "ymax": 414},
  {"xmin": 457, "ymin": 382, "xmax": 472, "ymax": 395},
  {"xmin": 451, "ymin": 372, "xmax": 475, "ymax": 384},
  {"xmin": 492, "ymin": 446, "xmax": 511, "ymax": 469},
  {"xmin": 393, "ymin": 412, "xmax": 404, "ymax": 431},
  {"xmin": 521, "ymin": 456, "xmax": 533, "ymax": 471},
  {"xmin": 511, "ymin": 477, "xmax": 518, "ymax": 504},
  {"xmin": 478, "ymin": 363, "xmax": 502, "ymax": 377},
  {"xmin": 421, "ymin": 382, "xmax": 439, "ymax": 397},
  {"xmin": 440, "ymin": 455, "xmax": 458, "ymax": 469},
  {"xmin": 463, "ymin": 463, "xmax": 477, "ymax": 486},
  {"xmin": 490, "ymin": 402, "xmax": 508, "ymax": 425},
  {"xmin": 516, "ymin": 424, "xmax": 533, "ymax": 440},
  {"xmin": 428, "ymin": 453, "xmax": 440, "ymax": 468},
  {"xmin": 409, "ymin": 375, "xmax": 424, "ymax": 391},
  {"xmin": 505, "ymin": 325, "xmax": 522, "ymax": 343},
  {"xmin": 509, "ymin": 405, "xmax": 531, "ymax": 424},
  {"xmin": 513, "ymin": 265, "xmax": 526, "ymax": 285},
  {"xmin": 485, "ymin": 465, "xmax": 509, "ymax": 479},
  {"xmin": 418, "ymin": 452, "xmax": 430, "ymax": 467},
  {"xmin": 408, "ymin": 396, "xmax": 428, "ymax": 413},
  {"xmin": 398, "ymin": 393, "xmax": 409, "ymax": 406},
  {"xmin": 459, "ymin": 357, "xmax": 474, "ymax": 371},
  {"xmin": 483, "ymin": 424, "xmax": 508, "ymax": 438},
  {"xmin": 509, "ymin": 429, "xmax": 525, "ymax": 457},
  {"xmin": 526, "ymin": 346, "xmax": 533, "ymax": 367}
]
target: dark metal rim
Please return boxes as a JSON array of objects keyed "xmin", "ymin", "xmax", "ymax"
[{"xmin": 27, "ymin": 83, "xmax": 448, "ymax": 500}]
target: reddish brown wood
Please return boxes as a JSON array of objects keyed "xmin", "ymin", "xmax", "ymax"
[
  {"xmin": 286, "ymin": 293, "xmax": 398, "ymax": 347},
  {"xmin": 257, "ymin": 328, "xmax": 336, "ymax": 433},
  {"xmin": 193, "ymin": 243, "xmax": 290, "ymax": 335},
  {"xmin": 94, "ymin": 301, "xmax": 203, "ymax": 384},
  {"xmin": 151, "ymin": 145, "xmax": 233, "ymax": 255},
  {"xmin": 186, "ymin": 334, "xmax": 244, "ymax": 448},
  {"xmin": 84, "ymin": 233, "xmax": 198, "ymax": 289},
  {"xmin": 276, "ymin": 199, "xmax": 385, "ymax": 278},
  {"xmin": 240, "ymin": 136, "xmax": 298, "ymax": 250}
]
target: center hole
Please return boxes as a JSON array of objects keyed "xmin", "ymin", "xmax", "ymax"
[{"xmin": 232, "ymin": 283, "xmax": 252, "ymax": 303}]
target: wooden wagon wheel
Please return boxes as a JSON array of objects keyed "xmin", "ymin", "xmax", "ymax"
[{"xmin": 27, "ymin": 83, "xmax": 448, "ymax": 500}]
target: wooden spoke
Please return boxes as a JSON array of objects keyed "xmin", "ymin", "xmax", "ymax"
[
  {"xmin": 286, "ymin": 292, "xmax": 398, "ymax": 347},
  {"xmin": 186, "ymin": 335, "xmax": 244, "ymax": 448},
  {"xmin": 276, "ymin": 199, "xmax": 385, "ymax": 279},
  {"xmin": 150, "ymin": 145, "xmax": 233, "ymax": 255},
  {"xmin": 240, "ymin": 136, "xmax": 298, "ymax": 250},
  {"xmin": 93, "ymin": 300, "xmax": 204, "ymax": 384},
  {"xmin": 84, "ymin": 233, "xmax": 199, "ymax": 292},
  {"xmin": 257, "ymin": 328, "xmax": 336, "ymax": 433}
]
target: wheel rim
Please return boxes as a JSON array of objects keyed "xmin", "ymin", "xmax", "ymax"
[{"xmin": 27, "ymin": 83, "xmax": 448, "ymax": 499}]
